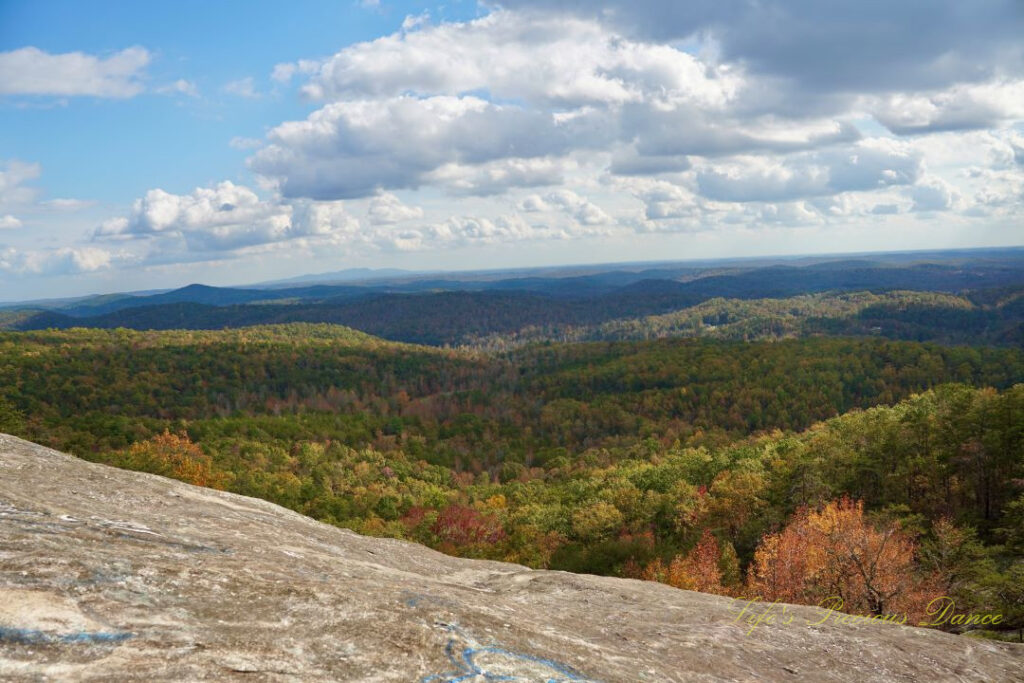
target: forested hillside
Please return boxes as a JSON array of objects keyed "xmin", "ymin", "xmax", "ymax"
[
  {"xmin": 469, "ymin": 289, "xmax": 1024, "ymax": 349},
  {"xmin": 7, "ymin": 287, "xmax": 1022, "ymax": 348},
  {"xmin": 1, "ymin": 324, "xmax": 1021, "ymax": 635},
  {"xmin": 6, "ymin": 255, "xmax": 1023, "ymax": 348}
]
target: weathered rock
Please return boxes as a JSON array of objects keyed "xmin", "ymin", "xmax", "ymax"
[{"xmin": 0, "ymin": 434, "xmax": 1021, "ymax": 682}]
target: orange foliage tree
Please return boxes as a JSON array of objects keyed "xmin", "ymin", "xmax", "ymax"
[
  {"xmin": 122, "ymin": 430, "xmax": 224, "ymax": 489},
  {"xmin": 634, "ymin": 529, "xmax": 737, "ymax": 596},
  {"xmin": 747, "ymin": 497, "xmax": 940, "ymax": 618}
]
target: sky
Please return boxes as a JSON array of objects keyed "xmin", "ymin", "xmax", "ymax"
[{"xmin": 1, "ymin": 0, "xmax": 1023, "ymax": 300}]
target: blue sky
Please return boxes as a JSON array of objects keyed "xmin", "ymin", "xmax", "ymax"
[
  {"xmin": 1, "ymin": 0, "xmax": 1023, "ymax": 300},
  {"xmin": 0, "ymin": 1, "xmax": 478, "ymax": 202}
]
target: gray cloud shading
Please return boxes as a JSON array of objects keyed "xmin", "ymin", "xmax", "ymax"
[
  {"xmin": 495, "ymin": 1, "xmax": 1024, "ymax": 92},
  {"xmin": 695, "ymin": 141, "xmax": 921, "ymax": 202}
]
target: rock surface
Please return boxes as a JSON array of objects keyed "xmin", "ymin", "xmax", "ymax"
[{"xmin": 0, "ymin": 433, "xmax": 1021, "ymax": 682}]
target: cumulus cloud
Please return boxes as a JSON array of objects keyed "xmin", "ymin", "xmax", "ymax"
[
  {"xmin": 908, "ymin": 176, "xmax": 962, "ymax": 212},
  {"xmin": 0, "ymin": 246, "xmax": 116, "ymax": 275},
  {"xmin": 367, "ymin": 193, "xmax": 424, "ymax": 225},
  {"xmin": 756, "ymin": 201, "xmax": 823, "ymax": 226},
  {"xmin": 281, "ymin": 10, "xmax": 739, "ymax": 108},
  {"xmin": 95, "ymin": 181, "xmax": 363, "ymax": 252},
  {"xmin": 618, "ymin": 178, "xmax": 702, "ymax": 221},
  {"xmin": 872, "ymin": 204, "xmax": 901, "ymax": 215},
  {"xmin": 96, "ymin": 182, "xmax": 287, "ymax": 238},
  {"xmin": 97, "ymin": 176, "xmax": 622, "ymax": 262},
  {"xmin": 250, "ymin": 7, "xmax": 922, "ymax": 210},
  {"xmin": 250, "ymin": 95, "xmax": 609, "ymax": 199},
  {"xmin": 427, "ymin": 158, "xmax": 568, "ymax": 196},
  {"xmin": 626, "ymin": 107, "xmax": 861, "ymax": 159},
  {"xmin": 288, "ymin": 199, "xmax": 361, "ymax": 238},
  {"xmin": 695, "ymin": 139, "xmax": 921, "ymax": 202},
  {"xmin": 497, "ymin": 1, "xmax": 1024, "ymax": 94},
  {"xmin": 397, "ymin": 208, "xmax": 605, "ymax": 251},
  {"xmin": 35, "ymin": 1, "xmax": 1023, "ymax": 282},
  {"xmin": 255, "ymin": 10, "xmax": 797, "ymax": 199},
  {"xmin": 869, "ymin": 81, "xmax": 1024, "ymax": 134},
  {"xmin": 0, "ymin": 214, "xmax": 21, "ymax": 229},
  {"xmin": 609, "ymin": 149, "xmax": 691, "ymax": 177},
  {"xmin": 964, "ymin": 166, "xmax": 1024, "ymax": 217},
  {"xmin": 0, "ymin": 46, "xmax": 150, "ymax": 97},
  {"xmin": 525, "ymin": 189, "xmax": 612, "ymax": 225}
]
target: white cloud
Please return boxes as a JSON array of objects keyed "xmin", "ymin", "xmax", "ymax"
[
  {"xmin": 534, "ymin": 189, "xmax": 612, "ymax": 225},
  {"xmin": 41, "ymin": 198, "xmax": 96, "ymax": 211},
  {"xmin": 250, "ymin": 95, "xmax": 609, "ymax": 199},
  {"xmin": 756, "ymin": 201, "xmax": 823, "ymax": 226},
  {"xmin": 367, "ymin": 193, "xmax": 424, "ymax": 225},
  {"xmin": 695, "ymin": 139, "xmax": 921, "ymax": 202},
  {"xmin": 249, "ymin": 9, "xmax": 899, "ymax": 211},
  {"xmin": 0, "ymin": 160, "xmax": 41, "ymax": 209},
  {"xmin": 625, "ymin": 108, "xmax": 861, "ymax": 159},
  {"xmin": 94, "ymin": 181, "xmax": 366, "ymax": 253},
  {"xmin": 426, "ymin": 157, "xmax": 569, "ymax": 196},
  {"xmin": 619, "ymin": 178, "xmax": 702, "ymax": 221},
  {"xmin": 270, "ymin": 59, "xmax": 318, "ymax": 84},
  {"xmin": 156, "ymin": 79, "xmax": 199, "ymax": 97},
  {"xmin": 289, "ymin": 199, "xmax": 361, "ymax": 238},
  {"xmin": 908, "ymin": 176, "xmax": 962, "ymax": 212},
  {"xmin": 964, "ymin": 166, "xmax": 1024, "ymax": 217},
  {"xmin": 22, "ymin": 2, "xmax": 1023, "ymax": 286},
  {"xmin": 401, "ymin": 12, "xmax": 430, "ymax": 32},
  {"xmin": 282, "ymin": 10, "xmax": 740, "ymax": 108},
  {"xmin": 869, "ymin": 81, "xmax": 1024, "ymax": 135},
  {"xmin": 609, "ymin": 148, "xmax": 691, "ymax": 176},
  {"xmin": 96, "ymin": 177, "xmax": 621, "ymax": 265},
  {"xmin": 96, "ymin": 182, "xmax": 285, "ymax": 237},
  {"xmin": 0, "ymin": 47, "xmax": 150, "ymax": 98},
  {"xmin": 0, "ymin": 161, "xmax": 94, "ymax": 235},
  {"xmin": 404, "ymin": 209, "xmax": 604, "ymax": 251},
  {"xmin": 0, "ymin": 246, "xmax": 116, "ymax": 275},
  {"xmin": 498, "ymin": 1, "xmax": 1024, "ymax": 96},
  {"xmin": 223, "ymin": 77, "xmax": 259, "ymax": 98}
]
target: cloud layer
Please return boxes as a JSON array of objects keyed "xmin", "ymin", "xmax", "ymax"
[{"xmin": 12, "ymin": 1, "xmax": 1020, "ymax": 287}]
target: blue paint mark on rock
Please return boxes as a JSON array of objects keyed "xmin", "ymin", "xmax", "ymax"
[
  {"xmin": 0, "ymin": 626, "xmax": 133, "ymax": 645},
  {"xmin": 422, "ymin": 623, "xmax": 592, "ymax": 683}
]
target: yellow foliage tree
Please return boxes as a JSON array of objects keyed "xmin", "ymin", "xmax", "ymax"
[{"xmin": 123, "ymin": 431, "xmax": 224, "ymax": 489}]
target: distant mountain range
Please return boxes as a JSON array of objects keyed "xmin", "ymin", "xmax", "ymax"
[
  {"xmin": 253, "ymin": 267, "xmax": 417, "ymax": 287},
  {"xmin": 2, "ymin": 249, "xmax": 1021, "ymax": 347}
]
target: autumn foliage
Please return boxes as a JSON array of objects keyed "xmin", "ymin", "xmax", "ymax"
[
  {"xmin": 631, "ymin": 529, "xmax": 739, "ymax": 596},
  {"xmin": 122, "ymin": 431, "xmax": 224, "ymax": 489},
  {"xmin": 746, "ymin": 497, "xmax": 940, "ymax": 619},
  {"xmin": 431, "ymin": 504, "xmax": 506, "ymax": 548},
  {"xmin": 633, "ymin": 498, "xmax": 945, "ymax": 622}
]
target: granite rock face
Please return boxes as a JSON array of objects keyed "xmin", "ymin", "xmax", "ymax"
[{"xmin": 1, "ymin": 433, "xmax": 1021, "ymax": 682}]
